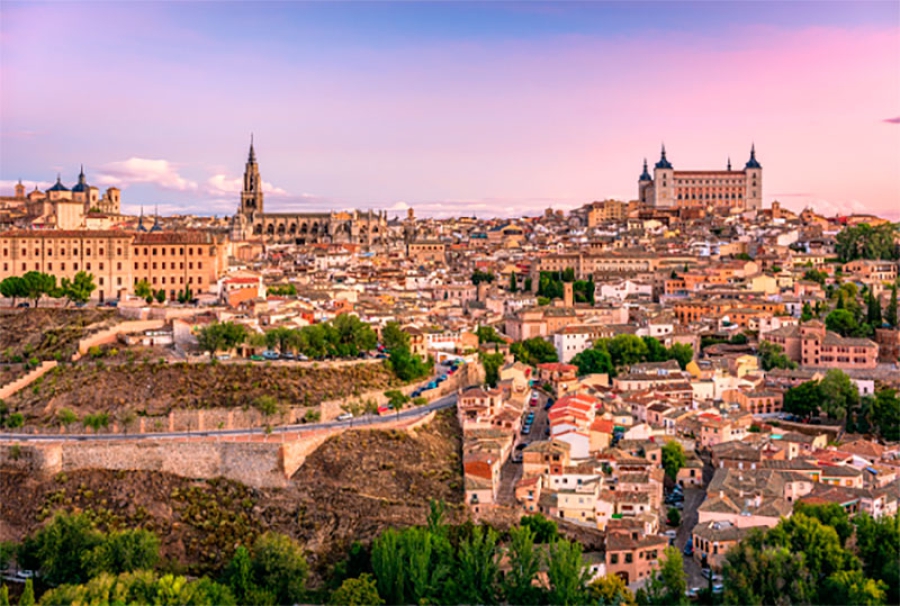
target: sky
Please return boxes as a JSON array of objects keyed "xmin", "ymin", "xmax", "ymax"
[{"xmin": 1, "ymin": 1, "xmax": 898, "ymax": 220}]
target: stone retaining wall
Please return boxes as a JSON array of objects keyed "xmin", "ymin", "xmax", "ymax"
[
  {"xmin": 0, "ymin": 409, "xmax": 445, "ymax": 489},
  {"xmin": 74, "ymin": 320, "xmax": 165, "ymax": 359},
  {"xmin": 0, "ymin": 361, "xmax": 58, "ymax": 400}
]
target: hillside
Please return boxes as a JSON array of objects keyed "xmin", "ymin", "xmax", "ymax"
[
  {"xmin": 0, "ymin": 410, "xmax": 463, "ymax": 580},
  {"xmin": 0, "ymin": 308, "xmax": 120, "ymax": 362},
  {"xmin": 6, "ymin": 360, "xmax": 402, "ymax": 426}
]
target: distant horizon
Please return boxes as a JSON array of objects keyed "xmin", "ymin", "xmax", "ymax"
[{"xmin": 2, "ymin": 2, "xmax": 898, "ymax": 221}]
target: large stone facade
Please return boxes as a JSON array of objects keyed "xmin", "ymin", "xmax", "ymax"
[
  {"xmin": 638, "ymin": 145, "xmax": 762, "ymax": 212},
  {"xmin": 231, "ymin": 140, "xmax": 388, "ymax": 245}
]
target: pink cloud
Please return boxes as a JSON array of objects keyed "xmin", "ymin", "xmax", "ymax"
[{"xmin": 96, "ymin": 158, "xmax": 198, "ymax": 192}]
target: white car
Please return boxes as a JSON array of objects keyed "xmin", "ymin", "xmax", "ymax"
[{"xmin": 337, "ymin": 413, "xmax": 353, "ymax": 421}]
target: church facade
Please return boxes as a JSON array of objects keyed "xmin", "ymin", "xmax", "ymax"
[
  {"xmin": 231, "ymin": 140, "xmax": 388, "ymax": 246},
  {"xmin": 638, "ymin": 145, "xmax": 762, "ymax": 212}
]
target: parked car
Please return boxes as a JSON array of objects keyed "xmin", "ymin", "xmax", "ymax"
[
  {"xmin": 337, "ymin": 413, "xmax": 353, "ymax": 421},
  {"xmin": 250, "ymin": 355, "xmax": 265, "ymax": 361},
  {"xmin": 262, "ymin": 350, "xmax": 280, "ymax": 360},
  {"xmin": 280, "ymin": 352, "xmax": 296, "ymax": 360},
  {"xmin": 216, "ymin": 354, "xmax": 231, "ymax": 361},
  {"xmin": 685, "ymin": 587, "xmax": 700, "ymax": 600},
  {"xmin": 683, "ymin": 540, "xmax": 693, "ymax": 556},
  {"xmin": 712, "ymin": 584, "xmax": 724, "ymax": 594},
  {"xmin": 16, "ymin": 302, "xmax": 29, "ymax": 308},
  {"xmin": 522, "ymin": 427, "xmax": 531, "ymax": 435}
]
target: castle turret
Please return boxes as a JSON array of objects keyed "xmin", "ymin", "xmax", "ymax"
[
  {"xmin": 653, "ymin": 144, "xmax": 675, "ymax": 207},
  {"xmin": 744, "ymin": 144, "xmax": 762, "ymax": 211}
]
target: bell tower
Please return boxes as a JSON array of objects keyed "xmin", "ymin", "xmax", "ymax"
[{"xmin": 240, "ymin": 135, "xmax": 264, "ymax": 216}]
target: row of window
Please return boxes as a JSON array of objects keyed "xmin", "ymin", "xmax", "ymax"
[
  {"xmin": 3, "ymin": 246, "xmax": 208, "ymax": 258},
  {"xmin": 134, "ymin": 261, "xmax": 202, "ymax": 271},
  {"xmin": 609, "ymin": 549, "xmax": 658, "ymax": 565},
  {"xmin": 135, "ymin": 276, "xmax": 204, "ymax": 286},
  {"xmin": 3, "ymin": 247, "xmax": 116, "ymax": 257}
]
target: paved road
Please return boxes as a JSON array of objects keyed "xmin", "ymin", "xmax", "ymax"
[
  {"xmin": 676, "ymin": 488, "xmax": 708, "ymax": 590},
  {"xmin": 496, "ymin": 390, "xmax": 551, "ymax": 505},
  {"xmin": 0, "ymin": 394, "xmax": 458, "ymax": 443}
]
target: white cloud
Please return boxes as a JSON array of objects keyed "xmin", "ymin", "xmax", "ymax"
[
  {"xmin": 206, "ymin": 174, "xmax": 288, "ymax": 196},
  {"xmin": 0, "ymin": 179, "xmax": 52, "ymax": 194},
  {"xmin": 95, "ymin": 158, "xmax": 198, "ymax": 191}
]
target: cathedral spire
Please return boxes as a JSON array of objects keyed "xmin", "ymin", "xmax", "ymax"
[
  {"xmin": 248, "ymin": 134, "xmax": 256, "ymax": 164},
  {"xmin": 654, "ymin": 143, "xmax": 673, "ymax": 169},
  {"xmin": 727, "ymin": 157, "xmax": 732, "ymax": 171},
  {"xmin": 639, "ymin": 158, "xmax": 652, "ymax": 181},
  {"xmin": 745, "ymin": 143, "xmax": 762, "ymax": 169}
]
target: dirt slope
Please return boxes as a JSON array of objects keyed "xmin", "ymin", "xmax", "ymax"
[{"xmin": 0, "ymin": 411, "xmax": 463, "ymax": 580}]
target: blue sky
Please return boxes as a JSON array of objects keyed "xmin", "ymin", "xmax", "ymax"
[{"xmin": 1, "ymin": 1, "xmax": 898, "ymax": 219}]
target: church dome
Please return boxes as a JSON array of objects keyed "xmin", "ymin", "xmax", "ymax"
[{"xmin": 47, "ymin": 175, "xmax": 69, "ymax": 192}]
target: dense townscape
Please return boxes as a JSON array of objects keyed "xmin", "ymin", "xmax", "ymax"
[{"xmin": 0, "ymin": 141, "xmax": 897, "ymax": 606}]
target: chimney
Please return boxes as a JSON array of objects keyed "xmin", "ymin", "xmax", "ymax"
[{"xmin": 563, "ymin": 282, "xmax": 574, "ymax": 308}]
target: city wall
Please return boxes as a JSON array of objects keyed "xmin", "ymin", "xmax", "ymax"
[{"xmin": 0, "ymin": 410, "xmax": 438, "ymax": 489}]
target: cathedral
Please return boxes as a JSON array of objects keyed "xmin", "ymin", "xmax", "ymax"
[
  {"xmin": 231, "ymin": 139, "xmax": 388, "ymax": 246},
  {"xmin": 638, "ymin": 144, "xmax": 762, "ymax": 212}
]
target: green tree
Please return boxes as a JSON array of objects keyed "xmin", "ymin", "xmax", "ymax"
[
  {"xmin": 196, "ymin": 322, "xmax": 248, "ymax": 356},
  {"xmin": 502, "ymin": 525, "xmax": 543, "ymax": 606},
  {"xmin": 21, "ymin": 271, "xmax": 57, "ymax": 308},
  {"xmin": 637, "ymin": 546, "xmax": 687, "ymax": 606},
  {"xmin": 871, "ymin": 388, "xmax": 900, "ymax": 441},
  {"xmin": 835, "ymin": 223, "xmax": 899, "ymax": 262},
  {"xmin": 134, "ymin": 279, "xmax": 152, "ymax": 301},
  {"xmin": 793, "ymin": 502, "xmax": 853, "ymax": 547},
  {"xmin": 60, "ymin": 271, "xmax": 96, "ymax": 305},
  {"xmin": 606, "ymin": 334, "xmax": 649, "ymax": 367},
  {"xmin": 803, "ymin": 269, "xmax": 828, "ymax": 286},
  {"xmin": 819, "ymin": 369, "xmax": 859, "ymax": 421},
  {"xmin": 471, "ymin": 270, "xmax": 496, "ymax": 285},
  {"xmin": 447, "ymin": 526, "xmax": 500, "ymax": 605},
  {"xmin": 221, "ymin": 546, "xmax": 255, "ymax": 604},
  {"xmin": 0, "ymin": 276, "xmax": 27, "ymax": 307},
  {"xmin": 511, "ymin": 337, "xmax": 559, "ymax": 367},
  {"xmin": 822, "ymin": 569, "xmax": 887, "ymax": 606},
  {"xmin": 476, "ymin": 325, "xmax": 506, "ymax": 345},
  {"xmin": 587, "ymin": 574, "xmax": 637, "ymax": 606},
  {"xmin": 18, "ymin": 511, "xmax": 102, "ymax": 586},
  {"xmin": 783, "ymin": 380, "xmax": 822, "ymax": 419},
  {"xmin": 252, "ymin": 395, "xmax": 283, "ymax": 419},
  {"xmin": 371, "ymin": 528, "xmax": 405, "ymax": 606},
  {"xmin": 758, "ymin": 340, "xmax": 797, "ymax": 370},
  {"xmin": 331, "ymin": 313, "xmax": 378, "ymax": 357},
  {"xmin": 661, "ymin": 440, "xmax": 686, "ymax": 481},
  {"xmin": 251, "ymin": 532, "xmax": 308, "ymax": 606},
  {"xmin": 887, "ymin": 284, "xmax": 898, "ymax": 328},
  {"xmin": 826, "ymin": 308, "xmax": 862, "ymax": 337},
  {"xmin": 0, "ymin": 585, "xmax": 8, "ymax": 606},
  {"xmin": 56, "ymin": 408, "xmax": 78, "ymax": 429},
  {"xmin": 866, "ymin": 291, "xmax": 883, "ymax": 328},
  {"xmin": 524, "ymin": 277, "xmax": 533, "ymax": 292},
  {"xmin": 154, "ymin": 289, "xmax": 167, "ymax": 304},
  {"xmin": 667, "ymin": 507, "xmax": 681, "ymax": 527},
  {"xmin": 801, "ymin": 301, "xmax": 815, "ymax": 322},
  {"xmin": 509, "ymin": 271, "xmax": 518, "ymax": 292},
  {"xmin": 853, "ymin": 513, "xmax": 900, "ymax": 604},
  {"xmin": 384, "ymin": 389, "xmax": 410, "ymax": 413},
  {"xmin": 479, "ymin": 351, "xmax": 505, "ymax": 387},
  {"xmin": 329, "ymin": 574, "xmax": 384, "ymax": 606},
  {"xmin": 571, "ymin": 346, "xmax": 614, "ymax": 377},
  {"xmin": 83, "ymin": 529, "xmax": 160, "ymax": 577},
  {"xmin": 546, "ymin": 538, "xmax": 589, "ymax": 606},
  {"xmin": 381, "ymin": 321, "xmax": 410, "ymax": 353},
  {"xmin": 667, "ymin": 343, "xmax": 694, "ymax": 369},
  {"xmin": 18, "ymin": 579, "xmax": 34, "ymax": 606},
  {"xmin": 520, "ymin": 514, "xmax": 558, "ymax": 543},
  {"xmin": 642, "ymin": 337, "xmax": 668, "ymax": 362}
]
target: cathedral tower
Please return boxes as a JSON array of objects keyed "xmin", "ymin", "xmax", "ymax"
[{"xmin": 240, "ymin": 136, "xmax": 264, "ymax": 216}]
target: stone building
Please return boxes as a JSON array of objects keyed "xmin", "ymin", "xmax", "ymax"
[
  {"xmin": 230, "ymin": 139, "xmax": 388, "ymax": 246},
  {"xmin": 0, "ymin": 168, "xmax": 121, "ymax": 230},
  {"xmin": 0, "ymin": 229, "xmax": 227, "ymax": 302},
  {"xmin": 638, "ymin": 145, "xmax": 762, "ymax": 212}
]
